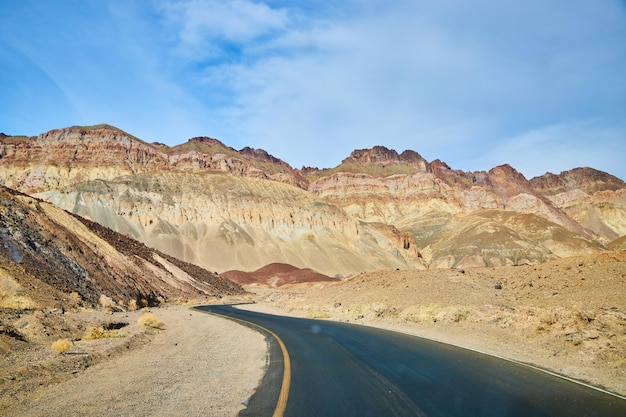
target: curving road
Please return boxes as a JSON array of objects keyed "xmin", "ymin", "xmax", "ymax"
[{"xmin": 196, "ymin": 305, "xmax": 625, "ymax": 417}]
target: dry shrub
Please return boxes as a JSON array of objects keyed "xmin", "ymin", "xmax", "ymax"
[
  {"xmin": 306, "ymin": 310, "xmax": 331, "ymax": 319},
  {"xmin": 51, "ymin": 339, "xmax": 72, "ymax": 354},
  {"xmin": 138, "ymin": 313, "xmax": 164, "ymax": 329},
  {"xmin": 83, "ymin": 326, "xmax": 126, "ymax": 340},
  {"xmin": 128, "ymin": 299, "xmax": 138, "ymax": 311},
  {"xmin": 99, "ymin": 294, "xmax": 115, "ymax": 308}
]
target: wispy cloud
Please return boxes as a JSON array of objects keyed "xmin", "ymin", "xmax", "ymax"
[{"xmin": 159, "ymin": 0, "xmax": 288, "ymax": 60}]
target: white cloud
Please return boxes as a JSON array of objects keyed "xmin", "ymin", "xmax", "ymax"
[{"xmin": 160, "ymin": 0, "xmax": 288, "ymax": 59}]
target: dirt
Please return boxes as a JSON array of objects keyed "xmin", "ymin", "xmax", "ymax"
[{"xmin": 1, "ymin": 302, "xmax": 266, "ymax": 417}]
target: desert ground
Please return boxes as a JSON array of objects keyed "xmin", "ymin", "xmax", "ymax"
[
  {"xmin": 1, "ymin": 302, "xmax": 266, "ymax": 417},
  {"xmin": 1, "ymin": 251, "xmax": 625, "ymax": 416}
]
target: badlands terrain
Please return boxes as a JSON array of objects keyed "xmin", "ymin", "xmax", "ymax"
[
  {"xmin": 0, "ymin": 124, "xmax": 625, "ymax": 413},
  {"xmin": 2, "ymin": 124, "xmax": 624, "ymax": 274}
]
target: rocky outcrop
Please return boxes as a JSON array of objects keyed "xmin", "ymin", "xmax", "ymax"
[
  {"xmin": 307, "ymin": 151, "xmax": 612, "ymax": 267},
  {"xmin": 160, "ymin": 136, "xmax": 308, "ymax": 187},
  {"xmin": 0, "ymin": 125, "xmax": 168, "ymax": 193},
  {"xmin": 530, "ymin": 168, "xmax": 626, "ymax": 196},
  {"xmin": 309, "ymin": 161, "xmax": 594, "ymax": 235},
  {"xmin": 343, "ymin": 146, "xmax": 429, "ymax": 171}
]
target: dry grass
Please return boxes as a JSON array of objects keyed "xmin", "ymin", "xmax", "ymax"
[
  {"xmin": 99, "ymin": 294, "xmax": 115, "ymax": 310},
  {"xmin": 83, "ymin": 326, "xmax": 127, "ymax": 340},
  {"xmin": 137, "ymin": 313, "xmax": 164, "ymax": 329},
  {"xmin": 306, "ymin": 310, "xmax": 331, "ymax": 319},
  {"xmin": 51, "ymin": 339, "xmax": 72, "ymax": 354}
]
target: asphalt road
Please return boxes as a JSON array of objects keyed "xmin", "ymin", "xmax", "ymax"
[{"xmin": 196, "ymin": 305, "xmax": 625, "ymax": 417}]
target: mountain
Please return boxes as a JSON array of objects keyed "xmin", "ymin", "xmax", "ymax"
[
  {"xmin": 0, "ymin": 185, "xmax": 243, "ymax": 311},
  {"xmin": 530, "ymin": 168, "xmax": 626, "ymax": 243},
  {"xmin": 1, "ymin": 125, "xmax": 623, "ymax": 273},
  {"xmin": 0, "ymin": 124, "xmax": 305, "ymax": 194},
  {"xmin": 42, "ymin": 172, "xmax": 417, "ymax": 276},
  {"xmin": 306, "ymin": 148, "xmax": 620, "ymax": 267}
]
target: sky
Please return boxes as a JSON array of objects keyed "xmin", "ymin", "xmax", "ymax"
[{"xmin": 1, "ymin": 0, "xmax": 625, "ymax": 181}]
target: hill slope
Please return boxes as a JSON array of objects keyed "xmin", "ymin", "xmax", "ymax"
[
  {"xmin": 43, "ymin": 172, "xmax": 417, "ymax": 276},
  {"xmin": 0, "ymin": 185, "xmax": 242, "ymax": 311},
  {"xmin": 223, "ymin": 263, "xmax": 338, "ymax": 287}
]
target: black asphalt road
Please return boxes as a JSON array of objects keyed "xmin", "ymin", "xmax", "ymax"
[{"xmin": 196, "ymin": 305, "xmax": 625, "ymax": 417}]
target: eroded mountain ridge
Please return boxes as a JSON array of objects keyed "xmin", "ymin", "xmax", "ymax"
[{"xmin": 1, "ymin": 124, "xmax": 624, "ymax": 275}]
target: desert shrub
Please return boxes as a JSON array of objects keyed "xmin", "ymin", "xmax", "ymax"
[
  {"xmin": 306, "ymin": 310, "xmax": 331, "ymax": 319},
  {"xmin": 539, "ymin": 310, "xmax": 557, "ymax": 326},
  {"xmin": 128, "ymin": 299, "xmax": 138, "ymax": 311},
  {"xmin": 83, "ymin": 326, "xmax": 126, "ymax": 340},
  {"xmin": 451, "ymin": 308, "xmax": 470, "ymax": 323},
  {"xmin": 498, "ymin": 316, "xmax": 511, "ymax": 328},
  {"xmin": 99, "ymin": 294, "xmax": 116, "ymax": 310},
  {"xmin": 577, "ymin": 308, "xmax": 597, "ymax": 323},
  {"xmin": 51, "ymin": 339, "xmax": 72, "ymax": 354},
  {"xmin": 138, "ymin": 313, "xmax": 164, "ymax": 329}
]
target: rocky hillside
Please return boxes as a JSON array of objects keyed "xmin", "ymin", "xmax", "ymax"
[
  {"xmin": 530, "ymin": 168, "xmax": 626, "ymax": 243},
  {"xmin": 306, "ymin": 147, "xmax": 623, "ymax": 267},
  {"xmin": 1, "ymin": 125, "xmax": 624, "ymax": 272},
  {"xmin": 0, "ymin": 186, "xmax": 243, "ymax": 311},
  {"xmin": 42, "ymin": 172, "xmax": 417, "ymax": 276}
]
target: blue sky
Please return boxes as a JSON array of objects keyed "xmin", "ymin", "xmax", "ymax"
[{"xmin": 1, "ymin": 1, "xmax": 625, "ymax": 181}]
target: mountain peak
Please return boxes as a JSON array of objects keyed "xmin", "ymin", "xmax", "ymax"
[
  {"xmin": 188, "ymin": 136, "xmax": 228, "ymax": 147},
  {"xmin": 341, "ymin": 146, "xmax": 428, "ymax": 172},
  {"xmin": 343, "ymin": 146, "xmax": 401, "ymax": 164},
  {"xmin": 239, "ymin": 146, "xmax": 289, "ymax": 167}
]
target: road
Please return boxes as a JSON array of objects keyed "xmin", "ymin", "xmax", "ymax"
[{"xmin": 196, "ymin": 304, "xmax": 625, "ymax": 417}]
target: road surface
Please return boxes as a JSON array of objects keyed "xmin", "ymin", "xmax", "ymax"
[{"xmin": 196, "ymin": 304, "xmax": 625, "ymax": 417}]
